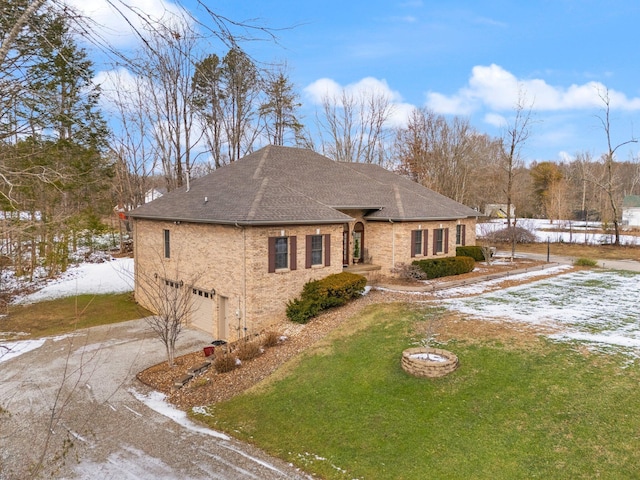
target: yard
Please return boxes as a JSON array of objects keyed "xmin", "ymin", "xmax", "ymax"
[{"xmin": 193, "ymin": 269, "xmax": 640, "ymax": 480}]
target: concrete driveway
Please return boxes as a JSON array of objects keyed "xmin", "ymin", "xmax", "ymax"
[{"xmin": 1, "ymin": 318, "xmax": 307, "ymax": 479}]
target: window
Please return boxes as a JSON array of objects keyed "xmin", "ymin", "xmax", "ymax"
[
  {"xmin": 311, "ymin": 235, "xmax": 323, "ymax": 265},
  {"xmin": 411, "ymin": 230, "xmax": 423, "ymax": 257},
  {"xmin": 275, "ymin": 237, "xmax": 288, "ymax": 269},
  {"xmin": 268, "ymin": 236, "xmax": 297, "ymax": 272},
  {"xmin": 456, "ymin": 224, "xmax": 466, "ymax": 246},
  {"xmin": 433, "ymin": 228, "xmax": 449, "ymax": 254},
  {"xmin": 163, "ymin": 229, "xmax": 170, "ymax": 258},
  {"xmin": 305, "ymin": 234, "xmax": 331, "ymax": 268}
]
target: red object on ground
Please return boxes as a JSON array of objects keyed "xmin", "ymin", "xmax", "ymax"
[{"xmin": 203, "ymin": 346, "xmax": 215, "ymax": 357}]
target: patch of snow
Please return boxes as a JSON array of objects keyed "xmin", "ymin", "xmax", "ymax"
[
  {"xmin": 410, "ymin": 353, "xmax": 447, "ymax": 362},
  {"xmin": 0, "ymin": 338, "xmax": 46, "ymax": 363},
  {"xmin": 130, "ymin": 389, "xmax": 230, "ymax": 440},
  {"xmin": 441, "ymin": 269, "xmax": 640, "ymax": 355},
  {"xmin": 13, "ymin": 257, "xmax": 134, "ymax": 305}
]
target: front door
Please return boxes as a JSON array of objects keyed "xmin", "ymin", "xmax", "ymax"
[{"xmin": 353, "ymin": 222, "xmax": 364, "ymax": 263}]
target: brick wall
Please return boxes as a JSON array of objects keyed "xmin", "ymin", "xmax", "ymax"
[
  {"xmin": 132, "ymin": 216, "xmax": 476, "ymax": 338},
  {"xmin": 133, "ymin": 219, "xmax": 344, "ymax": 340}
]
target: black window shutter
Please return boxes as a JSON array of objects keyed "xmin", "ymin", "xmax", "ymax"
[
  {"xmin": 324, "ymin": 234, "xmax": 331, "ymax": 266},
  {"xmin": 433, "ymin": 231, "xmax": 437, "ymax": 255},
  {"xmin": 462, "ymin": 225, "xmax": 466, "ymax": 246},
  {"xmin": 290, "ymin": 236, "xmax": 297, "ymax": 270},
  {"xmin": 423, "ymin": 229, "xmax": 429, "ymax": 256},
  {"xmin": 268, "ymin": 237, "xmax": 276, "ymax": 273},
  {"xmin": 305, "ymin": 235, "xmax": 312, "ymax": 269}
]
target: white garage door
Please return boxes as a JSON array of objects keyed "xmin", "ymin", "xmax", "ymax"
[{"xmin": 191, "ymin": 288, "xmax": 214, "ymax": 335}]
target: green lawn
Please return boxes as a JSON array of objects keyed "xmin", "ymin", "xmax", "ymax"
[
  {"xmin": 194, "ymin": 303, "xmax": 640, "ymax": 479},
  {"xmin": 2, "ymin": 293, "xmax": 150, "ymax": 340}
]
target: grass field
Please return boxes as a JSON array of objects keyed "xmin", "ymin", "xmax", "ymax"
[
  {"xmin": 1, "ymin": 293, "xmax": 150, "ymax": 340},
  {"xmin": 194, "ymin": 302, "xmax": 640, "ymax": 479}
]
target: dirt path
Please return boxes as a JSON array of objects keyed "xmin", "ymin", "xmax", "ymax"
[{"xmin": 0, "ymin": 319, "xmax": 308, "ymax": 479}]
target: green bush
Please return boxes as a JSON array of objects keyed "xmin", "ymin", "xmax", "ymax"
[
  {"xmin": 456, "ymin": 245, "xmax": 486, "ymax": 261},
  {"xmin": 412, "ymin": 256, "xmax": 475, "ymax": 279},
  {"xmin": 574, "ymin": 257, "xmax": 598, "ymax": 267},
  {"xmin": 286, "ymin": 272, "xmax": 367, "ymax": 324}
]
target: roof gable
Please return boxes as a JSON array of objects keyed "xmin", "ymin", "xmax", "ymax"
[{"xmin": 129, "ymin": 146, "xmax": 477, "ymax": 224}]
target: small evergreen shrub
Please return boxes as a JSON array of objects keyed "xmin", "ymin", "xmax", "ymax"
[
  {"xmin": 574, "ymin": 257, "xmax": 598, "ymax": 267},
  {"xmin": 286, "ymin": 272, "xmax": 367, "ymax": 324},
  {"xmin": 456, "ymin": 246, "xmax": 486, "ymax": 261},
  {"xmin": 412, "ymin": 256, "xmax": 475, "ymax": 279}
]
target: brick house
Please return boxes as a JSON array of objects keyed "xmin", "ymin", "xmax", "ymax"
[{"xmin": 128, "ymin": 146, "xmax": 478, "ymax": 341}]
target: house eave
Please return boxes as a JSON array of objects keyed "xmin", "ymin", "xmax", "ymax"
[
  {"xmin": 128, "ymin": 214, "xmax": 352, "ymax": 226},
  {"xmin": 365, "ymin": 215, "xmax": 478, "ymax": 222}
]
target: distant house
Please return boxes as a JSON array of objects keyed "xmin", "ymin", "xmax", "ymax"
[
  {"xmin": 484, "ymin": 203, "xmax": 515, "ymax": 219},
  {"xmin": 128, "ymin": 146, "xmax": 478, "ymax": 341},
  {"xmin": 145, "ymin": 187, "xmax": 167, "ymax": 204},
  {"xmin": 622, "ymin": 195, "xmax": 640, "ymax": 227}
]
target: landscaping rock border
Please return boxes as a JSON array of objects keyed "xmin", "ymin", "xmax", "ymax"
[{"xmin": 401, "ymin": 347, "xmax": 459, "ymax": 378}]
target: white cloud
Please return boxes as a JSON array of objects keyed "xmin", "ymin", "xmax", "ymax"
[
  {"xmin": 426, "ymin": 64, "xmax": 640, "ymax": 115},
  {"xmin": 64, "ymin": 0, "xmax": 188, "ymax": 47},
  {"xmin": 483, "ymin": 112, "xmax": 506, "ymax": 128},
  {"xmin": 304, "ymin": 77, "xmax": 404, "ymax": 105},
  {"xmin": 304, "ymin": 77, "xmax": 416, "ymax": 128}
]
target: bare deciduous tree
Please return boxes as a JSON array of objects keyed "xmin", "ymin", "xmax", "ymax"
[
  {"xmin": 317, "ymin": 88, "xmax": 393, "ymax": 164},
  {"xmin": 501, "ymin": 90, "xmax": 534, "ymax": 258},
  {"xmin": 594, "ymin": 87, "xmax": 637, "ymax": 245},
  {"xmin": 135, "ymin": 260, "xmax": 201, "ymax": 367}
]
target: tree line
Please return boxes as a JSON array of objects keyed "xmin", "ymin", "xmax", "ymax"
[{"xmin": 1, "ymin": 0, "xmax": 640, "ymax": 284}]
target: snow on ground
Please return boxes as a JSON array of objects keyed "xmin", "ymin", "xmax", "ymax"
[
  {"xmin": 130, "ymin": 389, "xmax": 230, "ymax": 440},
  {"xmin": 478, "ymin": 218, "xmax": 640, "ymax": 246},
  {"xmin": 12, "ymin": 257, "xmax": 134, "ymax": 305},
  {"xmin": 0, "ymin": 338, "xmax": 46, "ymax": 363},
  {"xmin": 441, "ymin": 269, "xmax": 640, "ymax": 357}
]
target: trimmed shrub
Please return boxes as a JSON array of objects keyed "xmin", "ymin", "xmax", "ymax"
[
  {"xmin": 412, "ymin": 256, "xmax": 475, "ymax": 279},
  {"xmin": 286, "ymin": 272, "xmax": 367, "ymax": 324},
  {"xmin": 574, "ymin": 257, "xmax": 598, "ymax": 267},
  {"xmin": 456, "ymin": 245, "xmax": 486, "ymax": 261}
]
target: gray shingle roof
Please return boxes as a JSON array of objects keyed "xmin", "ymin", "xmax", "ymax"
[{"xmin": 128, "ymin": 145, "xmax": 478, "ymax": 225}]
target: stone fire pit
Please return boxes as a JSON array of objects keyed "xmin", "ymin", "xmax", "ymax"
[{"xmin": 401, "ymin": 347, "xmax": 459, "ymax": 378}]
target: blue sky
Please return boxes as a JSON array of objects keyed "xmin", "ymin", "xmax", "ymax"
[{"xmin": 73, "ymin": 0, "xmax": 640, "ymax": 163}]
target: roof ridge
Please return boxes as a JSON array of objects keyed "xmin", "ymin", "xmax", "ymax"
[
  {"xmin": 247, "ymin": 177, "xmax": 269, "ymax": 221},
  {"xmin": 253, "ymin": 146, "xmax": 271, "ymax": 180},
  {"xmin": 393, "ymin": 183, "xmax": 405, "ymax": 217}
]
